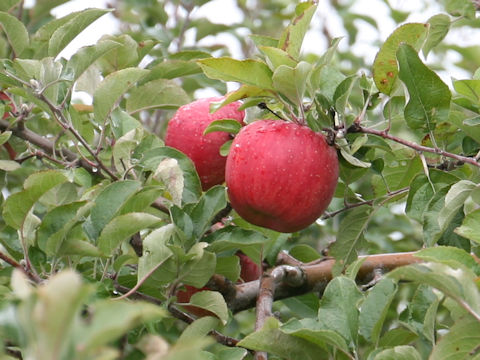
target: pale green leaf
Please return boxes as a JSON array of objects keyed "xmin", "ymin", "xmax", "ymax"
[
  {"xmin": 188, "ymin": 291, "xmax": 228, "ymax": 325},
  {"xmin": 373, "ymin": 23, "xmax": 428, "ymax": 95},
  {"xmin": 48, "ymin": 8, "xmax": 111, "ymax": 57},
  {"xmin": 198, "ymin": 58, "xmax": 273, "ymax": 90},
  {"xmin": 3, "ymin": 170, "xmax": 68, "ymax": 229},
  {"xmin": 430, "ymin": 315, "xmax": 480, "ymax": 359},
  {"xmin": 93, "ymin": 67, "xmax": 148, "ymax": 123},
  {"xmin": 0, "ymin": 11, "xmax": 29, "ymax": 56},
  {"xmin": 318, "ymin": 276, "xmax": 364, "ymax": 347},
  {"xmin": 272, "ymin": 61, "xmax": 312, "ymax": 106},
  {"xmin": 455, "ymin": 208, "xmax": 480, "ymax": 244},
  {"xmin": 278, "ymin": 1, "xmax": 318, "ymax": 59},
  {"xmin": 97, "ymin": 212, "xmax": 162, "ymax": 255},
  {"xmin": 373, "ymin": 345, "xmax": 422, "ymax": 360},
  {"xmin": 423, "ymin": 14, "xmax": 451, "ymax": 57},
  {"xmin": 416, "ymin": 246, "xmax": 480, "ymax": 275},
  {"xmin": 126, "ymin": 79, "xmax": 190, "ymax": 114},
  {"xmin": 203, "ymin": 119, "xmax": 243, "ymax": 136}
]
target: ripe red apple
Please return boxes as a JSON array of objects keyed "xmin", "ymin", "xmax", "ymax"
[
  {"xmin": 165, "ymin": 96, "xmax": 244, "ymax": 190},
  {"xmin": 175, "ymin": 285, "xmax": 215, "ymax": 317},
  {"xmin": 236, "ymin": 251, "xmax": 262, "ymax": 282},
  {"xmin": 0, "ymin": 91, "xmax": 16, "ymax": 160},
  {"xmin": 225, "ymin": 119, "xmax": 339, "ymax": 233}
]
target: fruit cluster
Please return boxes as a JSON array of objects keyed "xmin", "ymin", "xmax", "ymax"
[{"xmin": 165, "ymin": 96, "xmax": 339, "ymax": 233}]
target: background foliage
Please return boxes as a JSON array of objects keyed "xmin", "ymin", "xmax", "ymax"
[{"xmin": 0, "ymin": 0, "xmax": 480, "ymax": 359}]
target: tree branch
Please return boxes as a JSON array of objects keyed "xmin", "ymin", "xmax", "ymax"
[{"xmin": 349, "ymin": 124, "xmax": 480, "ymax": 168}]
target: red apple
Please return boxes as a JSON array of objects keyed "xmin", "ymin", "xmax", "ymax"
[
  {"xmin": 236, "ymin": 251, "xmax": 262, "ymax": 282},
  {"xmin": 225, "ymin": 119, "xmax": 339, "ymax": 233},
  {"xmin": 175, "ymin": 285, "xmax": 215, "ymax": 317},
  {"xmin": 165, "ymin": 96, "xmax": 245, "ymax": 190},
  {"xmin": 0, "ymin": 91, "xmax": 16, "ymax": 160}
]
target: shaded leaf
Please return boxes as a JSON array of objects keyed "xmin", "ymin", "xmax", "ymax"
[{"xmin": 188, "ymin": 291, "xmax": 228, "ymax": 325}]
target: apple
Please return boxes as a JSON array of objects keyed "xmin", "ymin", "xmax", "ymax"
[
  {"xmin": 225, "ymin": 119, "xmax": 339, "ymax": 233},
  {"xmin": 175, "ymin": 285, "xmax": 215, "ymax": 317},
  {"xmin": 165, "ymin": 96, "xmax": 245, "ymax": 190},
  {"xmin": 236, "ymin": 251, "xmax": 262, "ymax": 282},
  {"xmin": 0, "ymin": 91, "xmax": 16, "ymax": 160},
  {"xmin": 175, "ymin": 252, "xmax": 261, "ymax": 317}
]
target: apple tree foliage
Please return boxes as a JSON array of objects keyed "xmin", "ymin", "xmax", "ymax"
[{"xmin": 0, "ymin": 0, "xmax": 480, "ymax": 359}]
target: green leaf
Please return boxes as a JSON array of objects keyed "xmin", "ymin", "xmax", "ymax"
[
  {"xmin": 76, "ymin": 300, "xmax": 165, "ymax": 353},
  {"xmin": 281, "ymin": 318, "xmax": 351, "ymax": 354},
  {"xmin": 180, "ymin": 244, "xmax": 216, "ymax": 288},
  {"xmin": 373, "ymin": 23, "xmax": 428, "ymax": 95},
  {"xmin": 26, "ymin": 270, "xmax": 92, "ymax": 360},
  {"xmin": 249, "ymin": 34, "xmax": 279, "ymax": 48},
  {"xmin": 83, "ymin": 180, "xmax": 142, "ymax": 240},
  {"xmin": 126, "ymin": 79, "xmax": 190, "ymax": 114},
  {"xmin": 444, "ymin": 0, "xmax": 476, "ymax": 19},
  {"xmin": 378, "ymin": 328, "xmax": 418, "ymax": 347},
  {"xmin": 0, "ymin": 0, "xmax": 21, "ymax": 12},
  {"xmin": 278, "ymin": 1, "xmax": 318, "ymax": 59},
  {"xmin": 454, "ymin": 79, "xmax": 480, "ymax": 104},
  {"xmin": 359, "ymin": 278, "xmax": 397, "ymax": 344},
  {"xmin": 189, "ymin": 186, "xmax": 227, "ymax": 239},
  {"xmin": 259, "ymin": 46, "xmax": 297, "ymax": 69},
  {"xmin": 416, "ymin": 246, "xmax": 480, "ymax": 276},
  {"xmin": 272, "ymin": 61, "xmax": 312, "ymax": 106},
  {"xmin": 329, "ymin": 207, "xmax": 373, "ymax": 274},
  {"xmin": 203, "ymin": 119, "xmax": 243, "ymax": 136},
  {"xmin": 423, "ymin": 14, "xmax": 451, "ymax": 57},
  {"xmin": 48, "ymin": 9, "xmax": 111, "ymax": 57},
  {"xmin": 455, "ymin": 208, "xmax": 480, "ymax": 244},
  {"xmin": 3, "ymin": 170, "xmax": 68, "ymax": 229},
  {"xmin": 97, "ymin": 212, "xmax": 162, "ymax": 255},
  {"xmin": 0, "ymin": 160, "xmax": 20, "ymax": 171},
  {"xmin": 388, "ymin": 262, "xmax": 480, "ymax": 320},
  {"xmin": 96, "ymin": 34, "xmax": 139, "ymax": 73},
  {"xmin": 177, "ymin": 316, "xmax": 220, "ymax": 345},
  {"xmin": 318, "ymin": 276, "xmax": 364, "ymax": 347},
  {"xmin": 397, "ymin": 43, "xmax": 451, "ymax": 132},
  {"xmin": 141, "ymin": 147, "xmax": 202, "ymax": 204},
  {"xmin": 153, "ymin": 157, "xmax": 184, "ymax": 207},
  {"xmin": 430, "ymin": 315, "xmax": 480, "ymax": 360},
  {"xmin": 373, "ymin": 345, "xmax": 422, "ymax": 360},
  {"xmin": 215, "ymin": 255, "xmax": 240, "ymax": 282},
  {"xmin": 137, "ymin": 224, "xmax": 176, "ymax": 285},
  {"xmin": 37, "ymin": 201, "xmax": 92, "ymax": 256},
  {"xmin": 188, "ymin": 291, "xmax": 228, "ymax": 325},
  {"xmin": 0, "ymin": 11, "xmax": 29, "ymax": 56},
  {"xmin": 65, "ymin": 40, "xmax": 122, "ymax": 82},
  {"xmin": 0, "ymin": 130, "xmax": 11, "ymax": 145},
  {"xmin": 198, "ymin": 58, "xmax": 273, "ymax": 90},
  {"xmin": 238, "ymin": 317, "xmax": 328, "ymax": 360},
  {"xmin": 438, "ymin": 180, "xmax": 476, "ymax": 231},
  {"xmin": 93, "ymin": 67, "xmax": 148, "ymax": 123}
]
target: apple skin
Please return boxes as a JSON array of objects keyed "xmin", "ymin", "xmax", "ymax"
[
  {"xmin": 225, "ymin": 119, "xmax": 339, "ymax": 233},
  {"xmin": 165, "ymin": 97, "xmax": 245, "ymax": 191},
  {"xmin": 0, "ymin": 92, "xmax": 16, "ymax": 159},
  {"xmin": 236, "ymin": 251, "xmax": 262, "ymax": 282}
]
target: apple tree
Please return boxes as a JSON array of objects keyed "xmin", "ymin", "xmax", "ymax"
[{"xmin": 0, "ymin": 0, "xmax": 480, "ymax": 359}]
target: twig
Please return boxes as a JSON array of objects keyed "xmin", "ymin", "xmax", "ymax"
[
  {"xmin": 349, "ymin": 124, "xmax": 480, "ymax": 168},
  {"xmin": 0, "ymin": 250, "xmax": 41, "ymax": 283}
]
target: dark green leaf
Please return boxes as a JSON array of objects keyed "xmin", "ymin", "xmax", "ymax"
[
  {"xmin": 359, "ymin": 278, "xmax": 397, "ymax": 344},
  {"xmin": 397, "ymin": 44, "xmax": 451, "ymax": 132}
]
